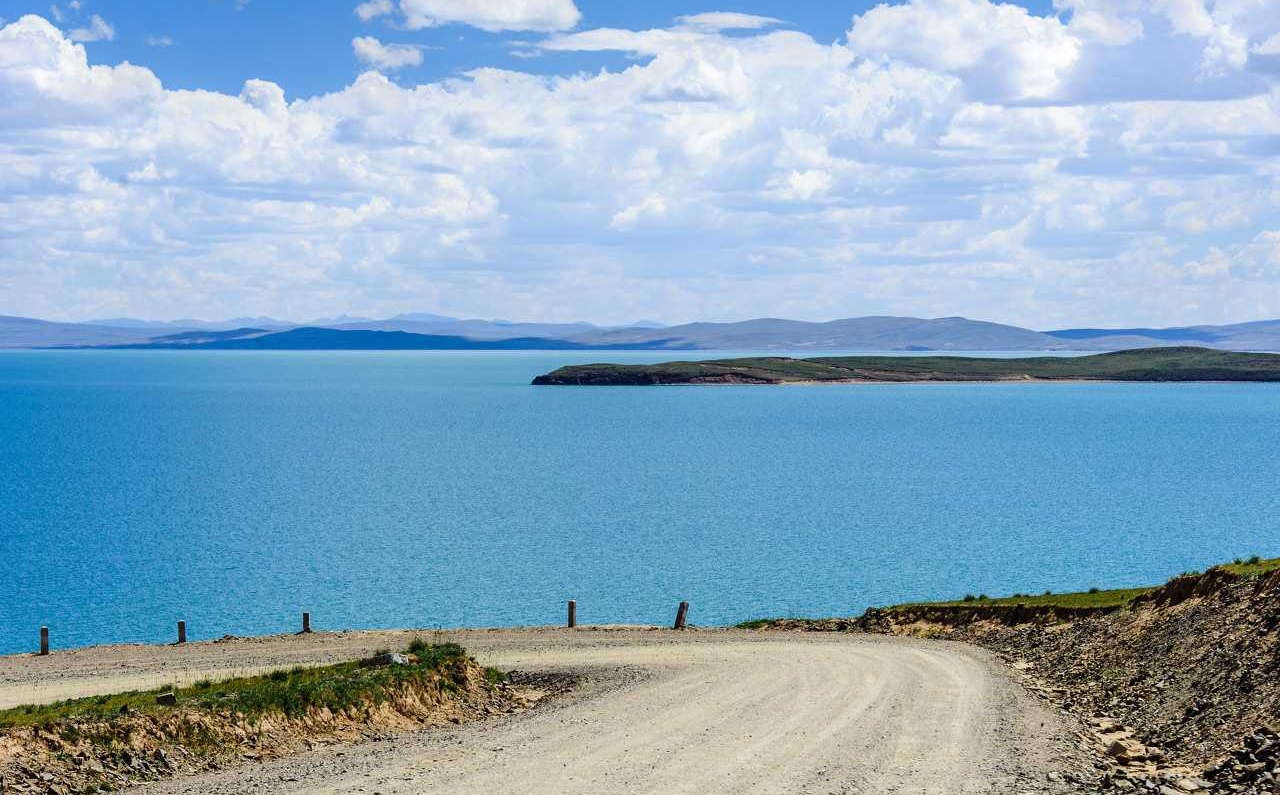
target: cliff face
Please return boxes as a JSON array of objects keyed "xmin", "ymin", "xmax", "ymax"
[{"xmin": 962, "ymin": 568, "xmax": 1280, "ymax": 768}]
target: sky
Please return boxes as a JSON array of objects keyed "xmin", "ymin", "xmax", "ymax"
[{"xmin": 0, "ymin": 0, "xmax": 1278, "ymax": 327}]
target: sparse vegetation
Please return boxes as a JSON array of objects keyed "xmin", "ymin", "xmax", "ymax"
[
  {"xmin": 736, "ymin": 618, "xmax": 815, "ymax": 630},
  {"xmin": 896, "ymin": 586, "xmax": 1154, "ymax": 611},
  {"xmin": 900, "ymin": 558, "xmax": 1280, "ymax": 612},
  {"xmin": 0, "ymin": 642, "xmax": 480, "ymax": 729}
]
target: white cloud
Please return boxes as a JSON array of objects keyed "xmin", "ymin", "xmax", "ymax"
[
  {"xmin": 777, "ymin": 169, "xmax": 833, "ymax": 201},
  {"xmin": 66, "ymin": 13, "xmax": 112, "ymax": 42},
  {"xmin": 847, "ymin": 0, "xmax": 1082, "ymax": 101},
  {"xmin": 146, "ymin": 35, "xmax": 174, "ymax": 47},
  {"xmin": 611, "ymin": 194, "xmax": 669, "ymax": 230},
  {"xmin": 1, "ymin": 5, "xmax": 1279, "ymax": 326},
  {"xmin": 391, "ymin": 0, "xmax": 580, "ymax": 32},
  {"xmin": 1255, "ymin": 32, "xmax": 1280, "ymax": 55},
  {"xmin": 675, "ymin": 13, "xmax": 784, "ymax": 32},
  {"xmin": 352, "ymin": 36, "xmax": 423, "ymax": 70},
  {"xmin": 354, "ymin": 0, "xmax": 394, "ymax": 22}
]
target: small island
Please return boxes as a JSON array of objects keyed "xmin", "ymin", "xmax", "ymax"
[{"xmin": 531, "ymin": 347, "xmax": 1280, "ymax": 385}]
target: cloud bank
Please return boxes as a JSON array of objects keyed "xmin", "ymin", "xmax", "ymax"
[{"xmin": 0, "ymin": 1, "xmax": 1278, "ymax": 325}]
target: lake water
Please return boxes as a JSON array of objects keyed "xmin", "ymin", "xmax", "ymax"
[{"xmin": 3, "ymin": 350, "xmax": 1279, "ymax": 654}]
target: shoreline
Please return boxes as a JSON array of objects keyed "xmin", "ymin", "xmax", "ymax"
[{"xmin": 666, "ymin": 376, "xmax": 1275, "ymax": 386}]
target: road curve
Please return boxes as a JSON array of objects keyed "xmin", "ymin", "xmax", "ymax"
[{"xmin": 1, "ymin": 628, "xmax": 1089, "ymax": 794}]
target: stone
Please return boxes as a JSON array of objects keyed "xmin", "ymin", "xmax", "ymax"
[
  {"xmin": 155, "ymin": 692, "xmax": 178, "ymax": 706},
  {"xmin": 361, "ymin": 653, "xmax": 409, "ymax": 667},
  {"xmin": 1106, "ymin": 739, "xmax": 1149, "ymax": 763}
]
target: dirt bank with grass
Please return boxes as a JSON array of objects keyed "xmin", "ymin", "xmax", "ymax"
[{"xmin": 0, "ymin": 641, "xmax": 541, "ymax": 794}]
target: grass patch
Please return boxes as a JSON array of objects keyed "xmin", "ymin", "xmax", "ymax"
[
  {"xmin": 886, "ymin": 556, "xmax": 1280, "ymax": 613},
  {"xmin": 893, "ymin": 586, "xmax": 1155, "ymax": 611},
  {"xmin": 1219, "ymin": 555, "xmax": 1280, "ymax": 578},
  {"xmin": 735, "ymin": 618, "xmax": 821, "ymax": 630},
  {"xmin": 0, "ymin": 641, "xmax": 478, "ymax": 730}
]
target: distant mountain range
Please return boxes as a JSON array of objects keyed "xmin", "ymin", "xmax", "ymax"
[{"xmin": 3, "ymin": 313, "xmax": 1280, "ymax": 352}]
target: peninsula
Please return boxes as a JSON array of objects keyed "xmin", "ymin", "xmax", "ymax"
[{"xmin": 531, "ymin": 347, "xmax": 1280, "ymax": 385}]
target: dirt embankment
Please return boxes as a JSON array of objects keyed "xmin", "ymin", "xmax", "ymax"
[
  {"xmin": 764, "ymin": 567, "xmax": 1280, "ymax": 793},
  {"xmin": 0, "ymin": 655, "xmax": 549, "ymax": 795}
]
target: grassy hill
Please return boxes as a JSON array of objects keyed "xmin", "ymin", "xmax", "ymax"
[{"xmin": 532, "ymin": 347, "xmax": 1280, "ymax": 385}]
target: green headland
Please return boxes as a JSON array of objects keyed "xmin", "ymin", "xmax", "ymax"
[{"xmin": 532, "ymin": 346, "xmax": 1280, "ymax": 385}]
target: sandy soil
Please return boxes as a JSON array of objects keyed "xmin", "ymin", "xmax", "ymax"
[{"xmin": 0, "ymin": 627, "xmax": 1091, "ymax": 793}]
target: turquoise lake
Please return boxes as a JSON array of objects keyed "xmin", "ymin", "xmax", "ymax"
[{"xmin": 3, "ymin": 350, "xmax": 1279, "ymax": 654}]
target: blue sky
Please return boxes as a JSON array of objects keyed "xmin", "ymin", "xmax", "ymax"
[
  {"xmin": 1, "ymin": 1, "xmax": 1278, "ymax": 326},
  {"xmin": 7, "ymin": 0, "xmax": 1056, "ymax": 97}
]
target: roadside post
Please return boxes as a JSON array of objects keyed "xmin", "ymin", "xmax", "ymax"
[{"xmin": 674, "ymin": 601, "xmax": 689, "ymax": 630}]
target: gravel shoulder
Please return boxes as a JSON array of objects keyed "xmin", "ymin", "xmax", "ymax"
[{"xmin": 1, "ymin": 627, "xmax": 1091, "ymax": 794}]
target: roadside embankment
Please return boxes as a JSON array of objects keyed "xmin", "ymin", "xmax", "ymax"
[
  {"xmin": 748, "ymin": 559, "xmax": 1280, "ymax": 793},
  {"xmin": 0, "ymin": 641, "xmax": 546, "ymax": 794}
]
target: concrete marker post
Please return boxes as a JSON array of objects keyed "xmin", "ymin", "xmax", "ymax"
[
  {"xmin": 567, "ymin": 600, "xmax": 577, "ymax": 628},
  {"xmin": 177, "ymin": 620, "xmax": 187, "ymax": 644},
  {"xmin": 39, "ymin": 626, "xmax": 49, "ymax": 656},
  {"xmin": 302, "ymin": 612, "xmax": 312, "ymax": 634}
]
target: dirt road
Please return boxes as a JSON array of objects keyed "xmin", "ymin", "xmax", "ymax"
[{"xmin": 0, "ymin": 628, "xmax": 1090, "ymax": 793}]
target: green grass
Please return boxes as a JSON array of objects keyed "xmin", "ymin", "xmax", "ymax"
[
  {"xmin": 1219, "ymin": 555, "xmax": 1280, "ymax": 577},
  {"xmin": 895, "ymin": 556, "xmax": 1280, "ymax": 611},
  {"xmin": 0, "ymin": 641, "xmax": 485, "ymax": 730},
  {"xmin": 535, "ymin": 347, "xmax": 1280, "ymax": 385},
  {"xmin": 737, "ymin": 556, "xmax": 1280, "ymax": 629},
  {"xmin": 893, "ymin": 586, "xmax": 1155, "ymax": 610}
]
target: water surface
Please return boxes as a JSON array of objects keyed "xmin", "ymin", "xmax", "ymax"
[{"xmin": 2, "ymin": 350, "xmax": 1278, "ymax": 654}]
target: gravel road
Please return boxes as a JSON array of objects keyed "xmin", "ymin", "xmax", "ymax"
[{"xmin": 0, "ymin": 627, "xmax": 1091, "ymax": 793}]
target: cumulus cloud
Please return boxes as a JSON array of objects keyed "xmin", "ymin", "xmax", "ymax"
[
  {"xmin": 354, "ymin": 0, "xmax": 394, "ymax": 22},
  {"xmin": 352, "ymin": 36, "xmax": 422, "ymax": 70},
  {"xmin": 368, "ymin": 0, "xmax": 581, "ymax": 32},
  {"xmin": 1, "ymin": 4, "xmax": 1279, "ymax": 325}
]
